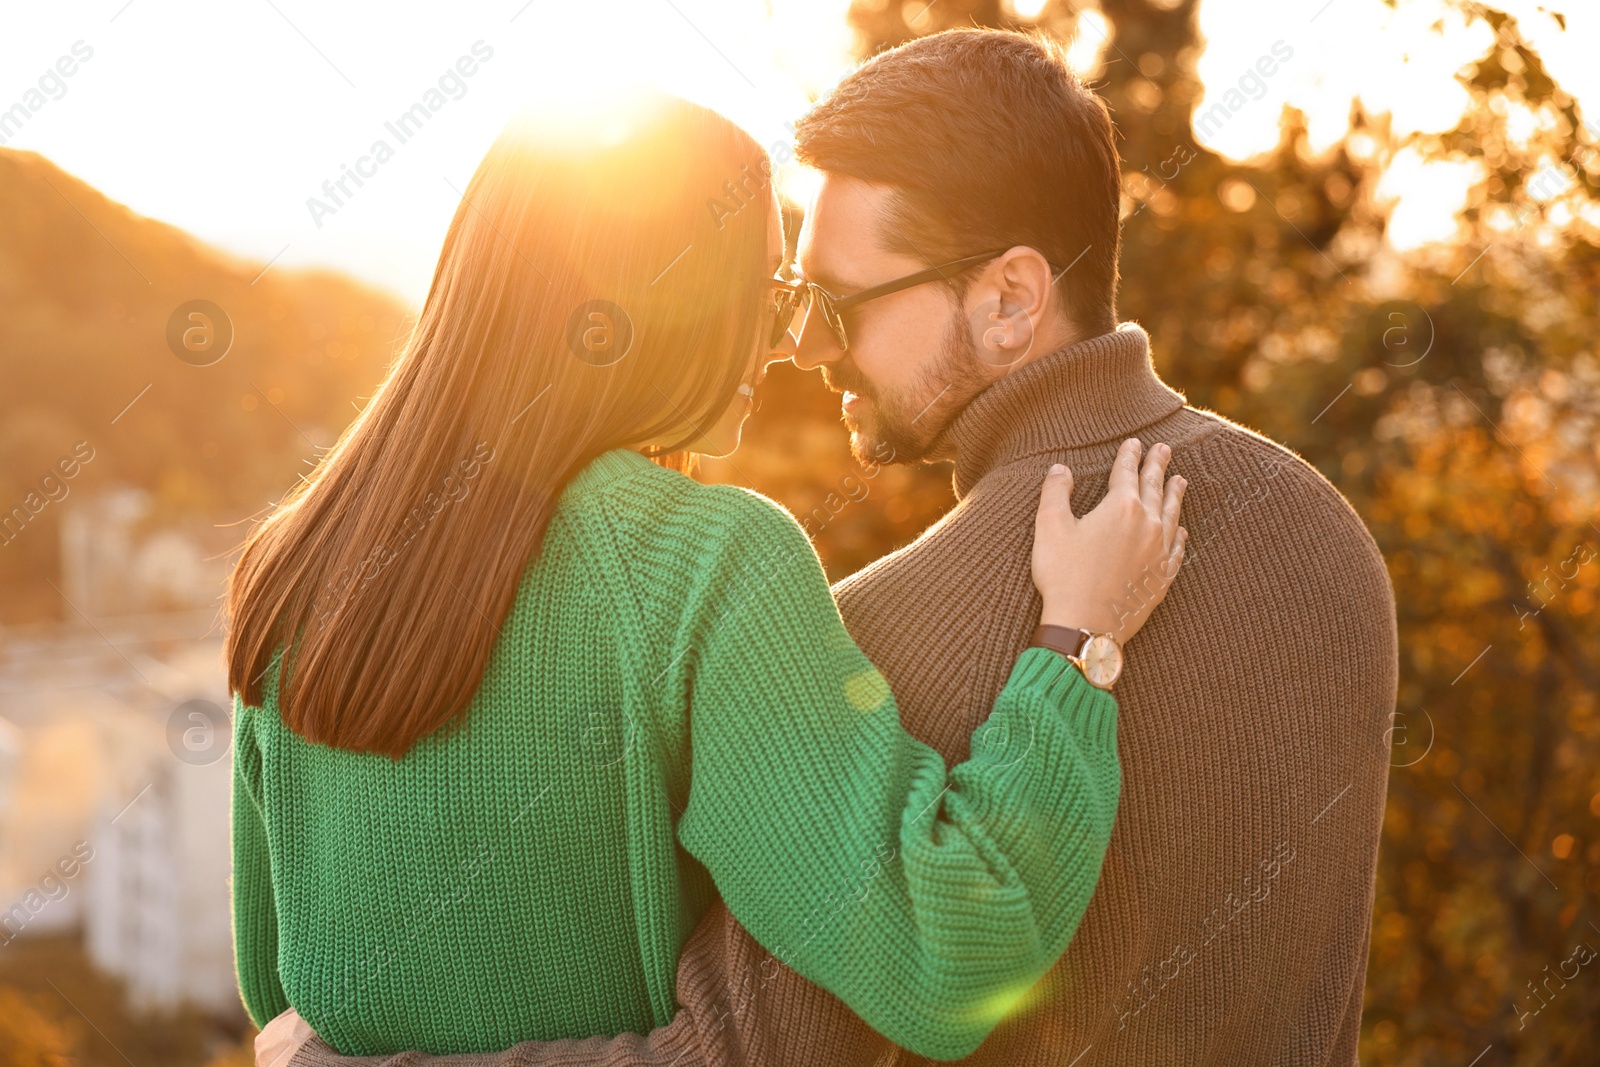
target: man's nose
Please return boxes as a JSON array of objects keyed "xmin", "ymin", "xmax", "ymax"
[{"xmin": 790, "ymin": 301, "xmax": 842, "ymax": 370}]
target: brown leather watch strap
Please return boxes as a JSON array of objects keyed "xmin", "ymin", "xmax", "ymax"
[{"xmin": 1031, "ymin": 624, "xmax": 1091, "ymax": 660}]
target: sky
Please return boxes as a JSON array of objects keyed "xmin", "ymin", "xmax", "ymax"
[{"xmin": 2, "ymin": 0, "xmax": 1593, "ymax": 305}]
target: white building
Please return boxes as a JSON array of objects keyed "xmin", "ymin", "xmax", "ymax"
[{"xmin": 0, "ymin": 486, "xmax": 241, "ymax": 1016}]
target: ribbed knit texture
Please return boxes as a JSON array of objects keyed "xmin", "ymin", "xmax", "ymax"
[
  {"xmin": 286, "ymin": 321, "xmax": 1397, "ymax": 1067},
  {"xmin": 234, "ymin": 447, "xmax": 1126, "ymax": 1059}
]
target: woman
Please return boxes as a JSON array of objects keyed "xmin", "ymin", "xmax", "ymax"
[{"xmin": 228, "ymin": 95, "xmax": 1186, "ymax": 1062}]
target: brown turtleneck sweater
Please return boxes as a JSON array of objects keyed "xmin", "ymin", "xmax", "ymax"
[{"xmin": 287, "ymin": 323, "xmax": 1397, "ymax": 1067}]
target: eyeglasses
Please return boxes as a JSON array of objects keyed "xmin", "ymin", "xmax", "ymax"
[{"xmin": 767, "ymin": 249, "xmax": 1012, "ymax": 352}]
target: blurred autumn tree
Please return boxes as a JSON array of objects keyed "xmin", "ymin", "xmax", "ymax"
[{"xmin": 724, "ymin": 1, "xmax": 1598, "ymax": 1064}]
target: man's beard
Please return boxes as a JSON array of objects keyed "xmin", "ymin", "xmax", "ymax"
[{"xmin": 822, "ymin": 308, "xmax": 987, "ymax": 467}]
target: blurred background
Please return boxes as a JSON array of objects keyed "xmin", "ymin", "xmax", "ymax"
[{"xmin": 1, "ymin": 0, "xmax": 1596, "ymax": 1064}]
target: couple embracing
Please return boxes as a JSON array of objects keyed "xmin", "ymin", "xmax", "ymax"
[{"xmin": 228, "ymin": 27, "xmax": 1396, "ymax": 1067}]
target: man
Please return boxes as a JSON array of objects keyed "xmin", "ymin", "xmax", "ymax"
[{"xmin": 269, "ymin": 27, "xmax": 1395, "ymax": 1067}]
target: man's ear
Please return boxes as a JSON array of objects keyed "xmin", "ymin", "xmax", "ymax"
[{"xmin": 968, "ymin": 246, "xmax": 1057, "ymax": 370}]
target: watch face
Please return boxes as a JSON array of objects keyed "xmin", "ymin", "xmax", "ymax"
[{"xmin": 1081, "ymin": 635, "xmax": 1124, "ymax": 689}]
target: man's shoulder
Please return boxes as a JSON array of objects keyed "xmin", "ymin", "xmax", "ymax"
[
  {"xmin": 1169, "ymin": 409, "xmax": 1396, "ymax": 648},
  {"xmin": 1181, "ymin": 408, "xmax": 1383, "ymax": 557}
]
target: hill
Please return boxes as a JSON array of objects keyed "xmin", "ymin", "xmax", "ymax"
[{"xmin": 0, "ymin": 148, "xmax": 412, "ymax": 623}]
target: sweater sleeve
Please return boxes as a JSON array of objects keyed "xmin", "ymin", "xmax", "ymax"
[
  {"xmin": 232, "ymin": 696, "xmax": 291, "ymax": 1029},
  {"xmin": 672, "ymin": 491, "xmax": 1121, "ymax": 1061}
]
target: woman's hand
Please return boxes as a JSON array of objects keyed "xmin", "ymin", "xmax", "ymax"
[
  {"xmin": 1032, "ymin": 438, "xmax": 1187, "ymax": 643},
  {"xmin": 255, "ymin": 1008, "xmax": 317, "ymax": 1067}
]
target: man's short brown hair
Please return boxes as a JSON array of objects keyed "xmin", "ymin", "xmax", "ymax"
[{"xmin": 794, "ymin": 28, "xmax": 1121, "ymax": 335}]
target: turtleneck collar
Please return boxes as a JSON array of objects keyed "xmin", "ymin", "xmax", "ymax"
[{"xmin": 939, "ymin": 321, "xmax": 1188, "ymax": 498}]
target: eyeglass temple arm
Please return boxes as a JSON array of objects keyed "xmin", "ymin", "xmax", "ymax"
[{"xmin": 829, "ymin": 249, "xmax": 1012, "ymax": 312}]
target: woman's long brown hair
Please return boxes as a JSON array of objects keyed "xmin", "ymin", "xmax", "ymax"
[{"xmin": 225, "ymin": 95, "xmax": 773, "ymax": 757}]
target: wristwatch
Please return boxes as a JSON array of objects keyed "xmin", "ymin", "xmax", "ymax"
[{"xmin": 1031, "ymin": 624, "xmax": 1124, "ymax": 690}]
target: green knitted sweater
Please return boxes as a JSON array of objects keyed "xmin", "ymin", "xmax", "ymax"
[{"xmin": 231, "ymin": 448, "xmax": 1121, "ymax": 1060}]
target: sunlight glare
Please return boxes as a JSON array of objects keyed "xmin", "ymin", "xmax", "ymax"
[
  {"xmin": 1065, "ymin": 11, "xmax": 1110, "ymax": 79},
  {"xmin": 1375, "ymin": 146, "xmax": 1483, "ymax": 250}
]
